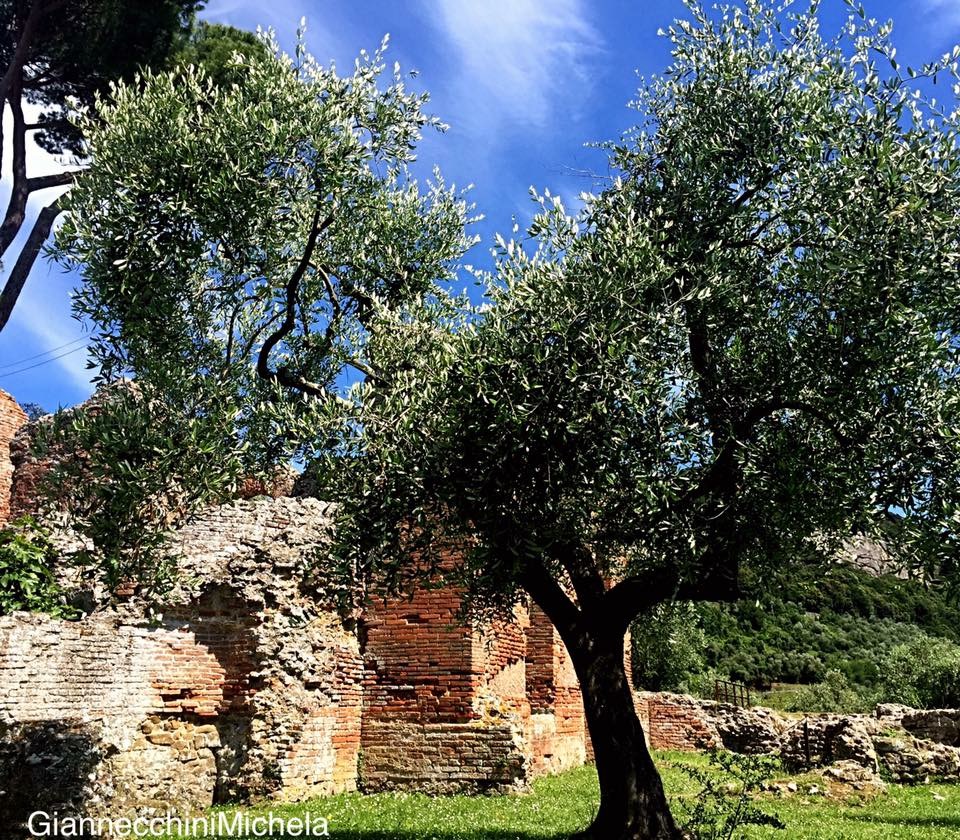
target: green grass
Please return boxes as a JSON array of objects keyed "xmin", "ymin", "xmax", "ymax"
[{"xmin": 192, "ymin": 752, "xmax": 960, "ymax": 839}]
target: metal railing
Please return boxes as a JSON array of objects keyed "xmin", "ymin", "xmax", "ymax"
[{"xmin": 714, "ymin": 678, "xmax": 752, "ymax": 707}]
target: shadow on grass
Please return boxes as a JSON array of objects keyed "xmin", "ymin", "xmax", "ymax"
[
  {"xmin": 844, "ymin": 814, "xmax": 960, "ymax": 829},
  {"xmin": 228, "ymin": 834, "xmax": 570, "ymax": 840}
]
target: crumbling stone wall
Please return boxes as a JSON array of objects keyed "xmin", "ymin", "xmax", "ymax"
[
  {"xmin": 0, "ymin": 389, "xmax": 27, "ymax": 524},
  {"xmin": 0, "ymin": 497, "xmax": 364, "ymax": 826},
  {"xmin": 0, "ymin": 612, "xmax": 222, "ymax": 825},
  {"xmin": 900, "ymin": 709, "xmax": 960, "ymax": 747},
  {"xmin": 637, "ymin": 690, "xmax": 960, "ymax": 786},
  {"xmin": 0, "ymin": 388, "xmax": 599, "ymax": 819},
  {"xmin": 779, "ymin": 715, "xmax": 878, "ymax": 771}
]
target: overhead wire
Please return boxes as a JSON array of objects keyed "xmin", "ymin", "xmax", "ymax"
[
  {"xmin": 0, "ymin": 344, "xmax": 87, "ymax": 377},
  {"xmin": 0, "ymin": 336, "xmax": 87, "ymax": 372}
]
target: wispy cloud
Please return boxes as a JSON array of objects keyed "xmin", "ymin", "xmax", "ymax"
[
  {"xmin": 920, "ymin": 0, "xmax": 960, "ymax": 33},
  {"xmin": 424, "ymin": 0, "xmax": 603, "ymax": 135}
]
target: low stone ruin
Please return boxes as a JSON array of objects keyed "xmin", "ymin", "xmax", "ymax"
[{"xmin": 636, "ymin": 691, "xmax": 960, "ymax": 788}]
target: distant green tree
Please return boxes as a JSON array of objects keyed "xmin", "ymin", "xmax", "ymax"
[
  {"xmin": 0, "ymin": 1, "xmax": 259, "ymax": 331},
  {"xmin": 631, "ymin": 603, "xmax": 706, "ymax": 692},
  {"xmin": 171, "ymin": 19, "xmax": 265, "ymax": 88},
  {"xmin": 883, "ymin": 636, "xmax": 960, "ymax": 709},
  {"xmin": 784, "ymin": 669, "xmax": 871, "ymax": 713}
]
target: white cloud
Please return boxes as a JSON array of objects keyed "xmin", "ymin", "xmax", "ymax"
[
  {"xmin": 920, "ymin": 0, "xmax": 960, "ymax": 31},
  {"xmin": 425, "ymin": 0, "xmax": 603, "ymax": 134}
]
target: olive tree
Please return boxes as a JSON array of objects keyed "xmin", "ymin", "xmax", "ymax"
[
  {"xmin": 327, "ymin": 2, "xmax": 960, "ymax": 837},
  {"xmin": 53, "ymin": 28, "xmax": 475, "ymax": 591}
]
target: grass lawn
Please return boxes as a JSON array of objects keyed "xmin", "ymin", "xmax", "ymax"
[{"xmin": 196, "ymin": 752, "xmax": 960, "ymax": 839}]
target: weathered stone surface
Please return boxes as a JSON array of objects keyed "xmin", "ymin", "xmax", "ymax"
[
  {"xmin": 875, "ymin": 703, "xmax": 914, "ymax": 725},
  {"xmin": 779, "ymin": 716, "xmax": 878, "ymax": 772},
  {"xmin": 710, "ymin": 703, "xmax": 786, "ymax": 754},
  {"xmin": 874, "ymin": 734, "xmax": 960, "ymax": 783},
  {"xmin": 634, "ymin": 692, "xmax": 721, "ymax": 752},
  {"xmin": 635, "ymin": 692, "xmax": 785, "ymax": 754},
  {"xmin": 0, "ymin": 497, "xmax": 364, "ymax": 825},
  {"xmin": 901, "ymin": 709, "xmax": 960, "ymax": 747},
  {"xmin": 820, "ymin": 760, "xmax": 886, "ymax": 792},
  {"xmin": 637, "ymin": 691, "xmax": 960, "ymax": 787},
  {"xmin": 0, "ymin": 389, "xmax": 27, "ymax": 525}
]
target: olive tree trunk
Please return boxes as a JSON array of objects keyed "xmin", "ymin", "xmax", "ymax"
[{"xmin": 568, "ymin": 633, "xmax": 682, "ymax": 840}]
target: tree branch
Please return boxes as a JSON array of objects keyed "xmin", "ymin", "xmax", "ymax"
[
  {"xmin": 0, "ymin": 196, "xmax": 62, "ymax": 333},
  {"xmin": 0, "ymin": 0, "xmax": 44, "ymax": 110},
  {"xmin": 256, "ymin": 209, "xmax": 341, "ymax": 400},
  {"xmin": 0, "ymin": 80, "xmax": 29, "ymax": 259},
  {"xmin": 552, "ymin": 539, "xmax": 607, "ymax": 610},
  {"xmin": 601, "ymin": 553, "xmax": 741, "ymax": 633},
  {"xmin": 26, "ymin": 170, "xmax": 80, "ymax": 191},
  {"xmin": 520, "ymin": 558, "xmax": 582, "ymax": 639},
  {"xmin": 674, "ymin": 396, "xmax": 850, "ymax": 515}
]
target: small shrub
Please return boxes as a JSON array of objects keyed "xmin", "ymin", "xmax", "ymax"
[
  {"xmin": 0, "ymin": 518, "xmax": 77, "ymax": 619},
  {"xmin": 674, "ymin": 751, "xmax": 785, "ymax": 840},
  {"xmin": 783, "ymin": 669, "xmax": 872, "ymax": 713}
]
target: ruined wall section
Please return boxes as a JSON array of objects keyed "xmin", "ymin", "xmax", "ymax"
[
  {"xmin": 635, "ymin": 692, "xmax": 723, "ymax": 752},
  {"xmin": 0, "ymin": 497, "xmax": 363, "ymax": 826},
  {"xmin": 0, "ymin": 611, "xmax": 223, "ymax": 823},
  {"xmin": 161, "ymin": 497, "xmax": 364, "ymax": 803},
  {"xmin": 525, "ymin": 603, "xmax": 587, "ymax": 776},
  {"xmin": 360, "ymin": 572, "xmax": 531, "ymax": 794},
  {"xmin": 0, "ymin": 381, "xmax": 595, "ymax": 806},
  {"xmin": 0, "ymin": 390, "xmax": 27, "ymax": 524}
]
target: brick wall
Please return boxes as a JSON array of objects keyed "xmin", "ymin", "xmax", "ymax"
[
  {"xmin": 359, "ymin": 576, "xmax": 531, "ymax": 793},
  {"xmin": 526, "ymin": 603, "xmax": 587, "ymax": 776},
  {"xmin": 635, "ymin": 692, "xmax": 722, "ymax": 752},
  {"xmin": 634, "ymin": 692, "xmax": 787, "ymax": 755},
  {"xmin": 0, "ymin": 612, "xmax": 224, "ymax": 822},
  {"xmin": 0, "ymin": 498, "xmax": 364, "ymax": 826},
  {"xmin": 359, "ymin": 588, "xmax": 599, "ymax": 793},
  {"xmin": 0, "ymin": 390, "xmax": 27, "ymax": 524}
]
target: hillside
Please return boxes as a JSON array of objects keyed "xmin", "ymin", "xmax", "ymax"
[{"xmin": 632, "ymin": 564, "xmax": 960, "ymax": 708}]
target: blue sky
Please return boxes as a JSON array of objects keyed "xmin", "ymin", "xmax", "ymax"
[{"xmin": 1, "ymin": 0, "xmax": 958, "ymax": 411}]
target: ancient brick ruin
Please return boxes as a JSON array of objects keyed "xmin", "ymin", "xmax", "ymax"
[
  {"xmin": 0, "ymin": 390, "xmax": 26, "ymax": 524},
  {"xmin": 0, "ymin": 389, "xmax": 593, "ymax": 824}
]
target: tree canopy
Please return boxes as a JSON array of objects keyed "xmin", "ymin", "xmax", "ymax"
[
  {"xmin": 51, "ymin": 1, "xmax": 960, "ymax": 837},
  {"xmin": 0, "ymin": 1, "xmax": 260, "ymax": 331},
  {"xmin": 51, "ymin": 27, "xmax": 475, "ymax": 589}
]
